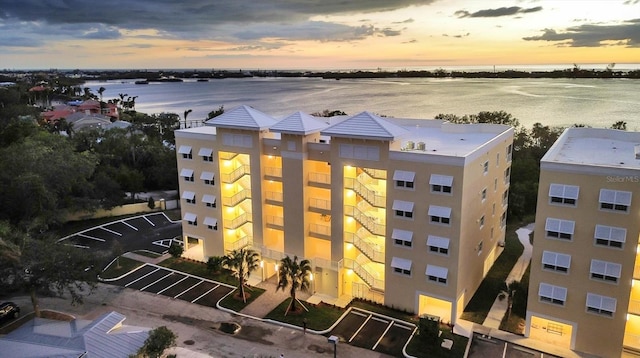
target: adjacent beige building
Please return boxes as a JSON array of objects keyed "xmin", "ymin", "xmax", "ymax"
[
  {"xmin": 526, "ymin": 128, "xmax": 640, "ymax": 357},
  {"xmin": 175, "ymin": 105, "xmax": 513, "ymax": 323}
]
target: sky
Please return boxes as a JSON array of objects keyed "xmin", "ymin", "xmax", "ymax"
[{"xmin": 0, "ymin": 0, "xmax": 639, "ymax": 70}]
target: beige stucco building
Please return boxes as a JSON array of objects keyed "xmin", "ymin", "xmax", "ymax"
[
  {"xmin": 174, "ymin": 105, "xmax": 513, "ymax": 323},
  {"xmin": 526, "ymin": 127, "xmax": 640, "ymax": 357}
]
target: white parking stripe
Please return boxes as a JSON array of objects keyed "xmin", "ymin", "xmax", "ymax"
[
  {"xmin": 372, "ymin": 320, "xmax": 395, "ymax": 350},
  {"xmin": 100, "ymin": 226, "xmax": 122, "ymax": 236},
  {"xmin": 192, "ymin": 284, "xmax": 220, "ymax": 303},
  {"xmin": 140, "ymin": 271, "xmax": 173, "ymax": 291},
  {"xmin": 143, "ymin": 215, "xmax": 155, "ymax": 226},
  {"xmin": 78, "ymin": 233, "xmax": 105, "ymax": 242},
  {"xmin": 125, "ymin": 268, "xmax": 159, "ymax": 287},
  {"xmin": 157, "ymin": 276, "xmax": 189, "ymax": 295},
  {"xmin": 372, "ymin": 316, "xmax": 389, "ymax": 323},
  {"xmin": 122, "ymin": 220, "xmax": 138, "ymax": 231},
  {"xmin": 175, "ymin": 280, "xmax": 204, "ymax": 298},
  {"xmin": 349, "ymin": 314, "xmax": 372, "ymax": 343}
]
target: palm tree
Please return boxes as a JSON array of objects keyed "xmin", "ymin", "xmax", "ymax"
[
  {"xmin": 97, "ymin": 86, "xmax": 106, "ymax": 102},
  {"xmin": 222, "ymin": 248, "xmax": 260, "ymax": 303},
  {"xmin": 276, "ymin": 255, "xmax": 312, "ymax": 315},
  {"xmin": 183, "ymin": 109, "xmax": 192, "ymax": 129}
]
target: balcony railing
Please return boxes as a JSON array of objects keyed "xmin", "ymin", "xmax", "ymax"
[
  {"xmin": 312, "ymin": 257, "xmax": 340, "ymax": 271},
  {"xmin": 221, "ymin": 164, "xmax": 250, "ymax": 183},
  {"xmin": 361, "ymin": 168, "xmax": 387, "ymax": 180},
  {"xmin": 266, "ymin": 215, "xmax": 284, "ymax": 230},
  {"xmin": 264, "ymin": 166, "xmax": 282, "ymax": 180},
  {"xmin": 219, "ymin": 152, "xmax": 239, "ymax": 160},
  {"xmin": 342, "ymin": 257, "xmax": 384, "ymax": 291},
  {"xmin": 259, "ymin": 246, "xmax": 286, "ymax": 261},
  {"xmin": 624, "ymin": 332, "xmax": 640, "ymax": 351},
  {"xmin": 345, "ymin": 177, "xmax": 386, "ymax": 208},
  {"xmin": 222, "ymin": 189, "xmax": 252, "ymax": 207},
  {"xmin": 225, "ymin": 235, "xmax": 252, "ymax": 252},
  {"xmin": 309, "ymin": 198, "xmax": 331, "ymax": 213},
  {"xmin": 344, "ymin": 231, "xmax": 385, "ymax": 263},
  {"xmin": 308, "ymin": 172, "xmax": 331, "ymax": 187},
  {"xmin": 634, "ymin": 265, "xmax": 640, "ymax": 279},
  {"xmin": 224, "ymin": 212, "xmax": 251, "ymax": 230},
  {"xmin": 309, "ymin": 223, "xmax": 331, "ymax": 240},
  {"xmin": 265, "ymin": 191, "xmax": 283, "ymax": 205},
  {"xmin": 629, "ymin": 299, "xmax": 640, "ymax": 314},
  {"xmin": 344, "ymin": 205, "xmax": 385, "ymax": 236}
]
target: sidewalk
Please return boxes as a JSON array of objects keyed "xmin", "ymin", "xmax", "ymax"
[
  {"xmin": 240, "ymin": 276, "xmax": 311, "ymax": 317},
  {"xmin": 122, "ymin": 251, "xmax": 171, "ymax": 265}
]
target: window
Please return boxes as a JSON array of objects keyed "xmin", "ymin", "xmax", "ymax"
[
  {"xmin": 481, "ymin": 188, "xmax": 487, "ymax": 201},
  {"xmin": 427, "ymin": 235, "xmax": 449, "ymax": 255},
  {"xmin": 429, "ymin": 205, "xmax": 451, "ymax": 225},
  {"xmin": 426, "ymin": 265, "xmax": 448, "ymax": 284},
  {"xmin": 506, "ymin": 144, "xmax": 513, "ymax": 162},
  {"xmin": 494, "ymin": 178, "xmax": 498, "ymax": 191},
  {"xmin": 479, "ymin": 215, "xmax": 485, "ymax": 228},
  {"xmin": 599, "ymin": 189, "xmax": 631, "ymax": 212},
  {"xmin": 590, "ymin": 259, "xmax": 621, "ymax": 283},
  {"xmin": 542, "ymin": 251, "xmax": 571, "ymax": 273},
  {"xmin": 586, "ymin": 293, "xmax": 616, "ymax": 317},
  {"xmin": 393, "ymin": 170, "xmax": 415, "ymax": 189},
  {"xmin": 200, "ymin": 171, "xmax": 215, "ymax": 185},
  {"xmin": 182, "ymin": 191, "xmax": 196, "ymax": 204},
  {"xmin": 430, "ymin": 174, "xmax": 453, "ymax": 194},
  {"xmin": 496, "ymin": 153, "xmax": 500, "ymax": 166},
  {"xmin": 392, "ymin": 200, "xmax": 414, "ymax": 219},
  {"xmin": 198, "ymin": 147, "xmax": 213, "ymax": 162},
  {"xmin": 504, "ymin": 167, "xmax": 511, "ymax": 184},
  {"xmin": 545, "ymin": 218, "xmax": 575, "ymax": 240},
  {"xmin": 500, "ymin": 212, "xmax": 507, "ymax": 228},
  {"xmin": 203, "ymin": 217, "xmax": 218, "ymax": 231},
  {"xmin": 539, "ymin": 283, "xmax": 567, "ymax": 306},
  {"xmin": 180, "ymin": 168, "xmax": 194, "ymax": 182},
  {"xmin": 178, "ymin": 145, "xmax": 192, "ymax": 159},
  {"xmin": 202, "ymin": 194, "xmax": 217, "ymax": 208},
  {"xmin": 483, "ymin": 161, "xmax": 489, "ymax": 174},
  {"xmin": 392, "ymin": 229, "xmax": 413, "ymax": 247},
  {"xmin": 477, "ymin": 240, "xmax": 483, "ymax": 254},
  {"xmin": 391, "ymin": 257, "xmax": 412, "ymax": 276},
  {"xmin": 183, "ymin": 212, "xmax": 197, "ymax": 226},
  {"xmin": 549, "ymin": 184, "xmax": 579, "ymax": 206},
  {"xmin": 502, "ymin": 189, "xmax": 509, "ymax": 206},
  {"xmin": 594, "ymin": 225, "xmax": 626, "ymax": 249}
]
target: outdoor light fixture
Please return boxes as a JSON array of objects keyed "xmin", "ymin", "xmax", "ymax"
[{"xmin": 327, "ymin": 335, "xmax": 338, "ymax": 358}]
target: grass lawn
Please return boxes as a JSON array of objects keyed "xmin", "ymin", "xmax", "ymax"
[
  {"xmin": 264, "ymin": 298, "xmax": 346, "ymax": 331},
  {"xmin": 100, "ymin": 256, "xmax": 143, "ymax": 279},
  {"xmin": 350, "ymin": 299, "xmax": 419, "ymax": 324},
  {"xmin": 405, "ymin": 324, "xmax": 468, "ymax": 358},
  {"xmin": 218, "ymin": 286, "xmax": 266, "ymax": 311},
  {"xmin": 158, "ymin": 257, "xmax": 236, "ymax": 286},
  {"xmin": 460, "ymin": 222, "xmax": 526, "ymax": 323}
]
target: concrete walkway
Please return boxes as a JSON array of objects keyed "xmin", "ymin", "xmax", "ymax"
[
  {"xmin": 122, "ymin": 251, "xmax": 171, "ymax": 265},
  {"xmin": 482, "ymin": 223, "xmax": 534, "ymax": 329},
  {"xmin": 240, "ymin": 276, "xmax": 312, "ymax": 318}
]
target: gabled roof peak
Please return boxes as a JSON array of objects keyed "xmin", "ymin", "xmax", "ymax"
[
  {"xmin": 205, "ymin": 105, "xmax": 277, "ymax": 130},
  {"xmin": 270, "ymin": 111, "xmax": 329, "ymax": 135},
  {"xmin": 320, "ymin": 111, "xmax": 409, "ymax": 140}
]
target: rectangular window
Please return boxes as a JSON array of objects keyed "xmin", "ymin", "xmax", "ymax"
[
  {"xmin": 392, "ymin": 229, "xmax": 413, "ymax": 248},
  {"xmin": 427, "ymin": 235, "xmax": 450, "ymax": 255},
  {"xmin": 506, "ymin": 144, "xmax": 513, "ymax": 162},
  {"xmin": 479, "ymin": 215, "xmax": 485, "ymax": 228},
  {"xmin": 502, "ymin": 189, "xmax": 509, "ymax": 206},
  {"xmin": 590, "ymin": 259, "xmax": 621, "ymax": 283},
  {"xmin": 594, "ymin": 225, "xmax": 626, "ymax": 249},
  {"xmin": 586, "ymin": 293, "xmax": 616, "ymax": 317},
  {"xmin": 429, "ymin": 205, "xmax": 451, "ymax": 225},
  {"xmin": 483, "ymin": 161, "xmax": 489, "ymax": 174},
  {"xmin": 202, "ymin": 194, "xmax": 217, "ymax": 208},
  {"xmin": 204, "ymin": 217, "xmax": 218, "ymax": 231},
  {"xmin": 391, "ymin": 257, "xmax": 412, "ymax": 276},
  {"xmin": 599, "ymin": 189, "xmax": 632, "ymax": 212},
  {"xmin": 504, "ymin": 167, "xmax": 511, "ymax": 184},
  {"xmin": 481, "ymin": 188, "xmax": 487, "ymax": 202},
  {"xmin": 200, "ymin": 171, "xmax": 215, "ymax": 186},
  {"xmin": 477, "ymin": 240, "xmax": 483, "ymax": 254},
  {"xmin": 198, "ymin": 147, "xmax": 213, "ymax": 162},
  {"xmin": 180, "ymin": 168, "xmax": 194, "ymax": 182},
  {"xmin": 182, "ymin": 191, "xmax": 196, "ymax": 204},
  {"xmin": 496, "ymin": 153, "xmax": 500, "ymax": 166},
  {"xmin": 549, "ymin": 183, "xmax": 579, "ymax": 206},
  {"xmin": 183, "ymin": 212, "xmax": 197, "ymax": 226},
  {"xmin": 393, "ymin": 170, "xmax": 415, "ymax": 189},
  {"xmin": 500, "ymin": 212, "xmax": 507, "ymax": 228},
  {"xmin": 545, "ymin": 218, "xmax": 575, "ymax": 240},
  {"xmin": 426, "ymin": 265, "xmax": 448, "ymax": 284},
  {"xmin": 392, "ymin": 200, "xmax": 414, "ymax": 219},
  {"xmin": 542, "ymin": 251, "xmax": 571, "ymax": 273},
  {"xmin": 539, "ymin": 283, "xmax": 567, "ymax": 306},
  {"xmin": 430, "ymin": 174, "xmax": 453, "ymax": 194},
  {"xmin": 178, "ymin": 145, "xmax": 192, "ymax": 159}
]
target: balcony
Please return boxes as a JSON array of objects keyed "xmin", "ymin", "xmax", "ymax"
[
  {"xmin": 221, "ymin": 164, "xmax": 250, "ymax": 184},
  {"xmin": 312, "ymin": 257, "xmax": 339, "ymax": 271},
  {"xmin": 345, "ymin": 205, "xmax": 385, "ymax": 236},
  {"xmin": 225, "ymin": 234, "xmax": 252, "ymax": 252},
  {"xmin": 634, "ymin": 264, "xmax": 640, "ymax": 279},
  {"xmin": 266, "ymin": 215, "xmax": 284, "ymax": 230},
  {"xmin": 265, "ymin": 191, "xmax": 283, "ymax": 205},
  {"xmin": 222, "ymin": 189, "xmax": 252, "ymax": 207},
  {"xmin": 224, "ymin": 212, "xmax": 251, "ymax": 230},
  {"xmin": 342, "ymin": 257, "xmax": 384, "ymax": 291},
  {"xmin": 309, "ymin": 223, "xmax": 331, "ymax": 240},
  {"xmin": 259, "ymin": 246, "xmax": 286, "ymax": 261},
  {"xmin": 309, "ymin": 198, "xmax": 331, "ymax": 215},
  {"xmin": 308, "ymin": 172, "xmax": 331, "ymax": 188},
  {"xmin": 362, "ymin": 168, "xmax": 386, "ymax": 180},
  {"xmin": 219, "ymin": 152, "xmax": 239, "ymax": 160},
  {"xmin": 629, "ymin": 299, "xmax": 640, "ymax": 315},
  {"xmin": 264, "ymin": 166, "xmax": 282, "ymax": 181},
  {"xmin": 344, "ymin": 230, "xmax": 385, "ymax": 263},
  {"xmin": 345, "ymin": 177, "xmax": 385, "ymax": 208}
]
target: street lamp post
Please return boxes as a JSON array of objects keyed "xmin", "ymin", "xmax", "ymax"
[{"xmin": 328, "ymin": 335, "xmax": 338, "ymax": 358}]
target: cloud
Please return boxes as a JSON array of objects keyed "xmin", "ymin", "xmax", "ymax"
[
  {"xmin": 442, "ymin": 32, "xmax": 470, "ymax": 38},
  {"xmin": 523, "ymin": 19, "xmax": 640, "ymax": 47},
  {"xmin": 624, "ymin": 0, "xmax": 639, "ymax": 4},
  {"xmin": 455, "ymin": 6, "xmax": 542, "ymax": 18}
]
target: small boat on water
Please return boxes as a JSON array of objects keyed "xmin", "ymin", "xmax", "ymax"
[
  {"xmin": 197, "ymin": 79, "xmax": 209, "ymax": 82},
  {"xmin": 134, "ymin": 80, "xmax": 149, "ymax": 85}
]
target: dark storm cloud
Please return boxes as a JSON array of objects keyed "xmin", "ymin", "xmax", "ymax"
[
  {"xmin": 523, "ymin": 19, "xmax": 640, "ymax": 47},
  {"xmin": 455, "ymin": 6, "xmax": 542, "ymax": 18}
]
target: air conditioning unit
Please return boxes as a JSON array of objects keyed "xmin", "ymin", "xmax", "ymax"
[
  {"xmin": 417, "ymin": 142, "xmax": 426, "ymax": 151},
  {"xmin": 405, "ymin": 141, "xmax": 415, "ymax": 150}
]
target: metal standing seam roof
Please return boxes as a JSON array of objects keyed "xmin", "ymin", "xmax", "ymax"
[
  {"xmin": 204, "ymin": 104, "xmax": 278, "ymax": 130},
  {"xmin": 320, "ymin": 111, "xmax": 409, "ymax": 140},
  {"xmin": 269, "ymin": 111, "xmax": 330, "ymax": 135}
]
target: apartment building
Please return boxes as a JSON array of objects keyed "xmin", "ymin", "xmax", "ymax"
[
  {"xmin": 174, "ymin": 105, "xmax": 513, "ymax": 323},
  {"xmin": 526, "ymin": 128, "xmax": 640, "ymax": 357}
]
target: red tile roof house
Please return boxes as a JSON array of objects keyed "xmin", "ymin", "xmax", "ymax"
[{"xmin": 41, "ymin": 100, "xmax": 119, "ymax": 126}]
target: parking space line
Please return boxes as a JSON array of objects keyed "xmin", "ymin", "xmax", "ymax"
[
  {"xmin": 175, "ymin": 280, "xmax": 204, "ymax": 299},
  {"xmin": 78, "ymin": 233, "xmax": 105, "ymax": 242},
  {"xmin": 192, "ymin": 284, "xmax": 220, "ymax": 303},
  {"xmin": 125, "ymin": 268, "xmax": 160, "ymax": 287},
  {"xmin": 147, "ymin": 263, "xmax": 236, "ymax": 289},
  {"xmin": 372, "ymin": 316, "xmax": 388, "ymax": 323},
  {"xmin": 122, "ymin": 220, "xmax": 139, "ymax": 231},
  {"xmin": 349, "ymin": 314, "xmax": 372, "ymax": 343},
  {"xmin": 143, "ymin": 215, "xmax": 155, "ymax": 226},
  {"xmin": 351, "ymin": 310, "xmax": 368, "ymax": 318},
  {"xmin": 140, "ymin": 271, "xmax": 173, "ymax": 291},
  {"xmin": 372, "ymin": 320, "xmax": 395, "ymax": 350},
  {"xmin": 157, "ymin": 276, "xmax": 189, "ymax": 295},
  {"xmin": 100, "ymin": 226, "xmax": 122, "ymax": 236}
]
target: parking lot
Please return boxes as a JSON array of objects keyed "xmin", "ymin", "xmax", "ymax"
[
  {"xmin": 468, "ymin": 333, "xmax": 561, "ymax": 358},
  {"xmin": 329, "ymin": 308, "xmax": 415, "ymax": 356},
  {"xmin": 108, "ymin": 263, "xmax": 235, "ymax": 308},
  {"xmin": 58, "ymin": 212, "xmax": 182, "ymax": 254}
]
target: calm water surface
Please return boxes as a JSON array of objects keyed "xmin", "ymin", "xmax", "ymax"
[{"xmin": 87, "ymin": 77, "xmax": 640, "ymax": 129}]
